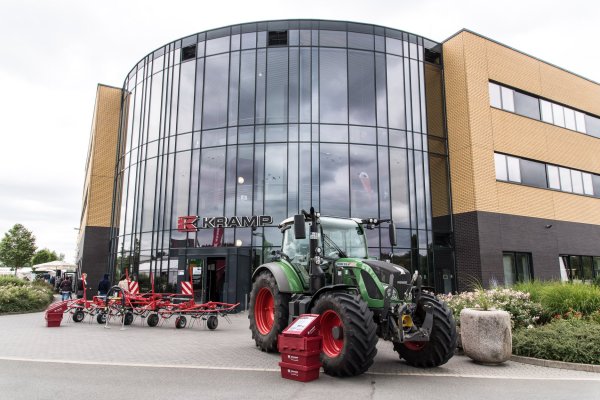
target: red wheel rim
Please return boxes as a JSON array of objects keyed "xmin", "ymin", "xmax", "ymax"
[
  {"xmin": 321, "ymin": 310, "xmax": 344, "ymax": 357},
  {"xmin": 403, "ymin": 341, "xmax": 426, "ymax": 351},
  {"xmin": 255, "ymin": 287, "xmax": 274, "ymax": 335}
]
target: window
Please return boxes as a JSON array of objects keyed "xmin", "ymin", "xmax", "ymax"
[
  {"xmin": 559, "ymin": 167, "xmax": 572, "ymax": 192},
  {"xmin": 571, "ymin": 170, "xmax": 584, "ymax": 194},
  {"xmin": 520, "ymin": 159, "xmax": 546, "ymax": 188},
  {"xmin": 489, "ymin": 82, "xmax": 502, "ymax": 108},
  {"xmin": 495, "ymin": 153, "xmax": 508, "ymax": 181},
  {"xmin": 503, "ymin": 252, "xmax": 533, "ymax": 286},
  {"xmin": 268, "ymin": 31, "xmax": 288, "ymax": 46},
  {"xmin": 540, "ymin": 100, "xmax": 553, "ymax": 123},
  {"xmin": 506, "ymin": 156, "xmax": 521, "ymax": 183},
  {"xmin": 561, "ymin": 255, "xmax": 600, "ymax": 282},
  {"xmin": 181, "ymin": 44, "xmax": 197, "ymax": 62},
  {"xmin": 582, "ymin": 173, "xmax": 594, "ymax": 195},
  {"xmin": 547, "ymin": 165, "xmax": 560, "ymax": 189},
  {"xmin": 552, "ymin": 104, "xmax": 565, "ymax": 127},
  {"xmin": 514, "ymin": 91, "xmax": 540, "ymax": 120},
  {"xmin": 500, "ymin": 86, "xmax": 514, "ymax": 112}
]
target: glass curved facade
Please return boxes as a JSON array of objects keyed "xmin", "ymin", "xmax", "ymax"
[{"xmin": 110, "ymin": 20, "xmax": 453, "ymax": 294}]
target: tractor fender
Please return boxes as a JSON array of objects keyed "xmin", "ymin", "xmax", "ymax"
[
  {"xmin": 307, "ymin": 284, "xmax": 359, "ymax": 311},
  {"xmin": 252, "ymin": 262, "xmax": 304, "ymax": 293}
]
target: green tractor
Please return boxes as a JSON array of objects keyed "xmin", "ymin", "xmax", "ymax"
[{"xmin": 249, "ymin": 208, "xmax": 457, "ymax": 377}]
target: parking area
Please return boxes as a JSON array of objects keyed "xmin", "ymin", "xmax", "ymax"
[{"xmin": 0, "ymin": 309, "xmax": 598, "ymax": 382}]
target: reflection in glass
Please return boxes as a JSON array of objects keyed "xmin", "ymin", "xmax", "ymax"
[
  {"xmin": 319, "ymin": 48, "xmax": 347, "ymax": 124},
  {"xmin": 203, "ymin": 54, "xmax": 229, "ymax": 129},
  {"xmin": 177, "ymin": 60, "xmax": 195, "ymax": 133},
  {"xmin": 387, "ymin": 55, "xmax": 405, "ymax": 130},
  {"xmin": 348, "ymin": 50, "xmax": 376, "ymax": 126},
  {"xmin": 265, "ymin": 144, "xmax": 288, "ymax": 222},
  {"xmin": 199, "ymin": 147, "xmax": 226, "ymax": 216},
  {"xmin": 320, "ymin": 143, "xmax": 349, "ymax": 216},
  {"xmin": 350, "ymin": 145, "xmax": 378, "ymax": 216},
  {"xmin": 239, "ymin": 50, "xmax": 256, "ymax": 125},
  {"xmin": 266, "ymin": 48, "xmax": 288, "ymax": 123}
]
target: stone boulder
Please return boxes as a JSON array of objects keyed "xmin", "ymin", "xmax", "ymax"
[{"xmin": 460, "ymin": 308, "xmax": 512, "ymax": 364}]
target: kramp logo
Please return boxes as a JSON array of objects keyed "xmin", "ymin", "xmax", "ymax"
[{"xmin": 177, "ymin": 215, "xmax": 273, "ymax": 232}]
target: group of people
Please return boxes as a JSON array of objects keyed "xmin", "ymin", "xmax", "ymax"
[{"xmin": 57, "ymin": 273, "xmax": 129, "ymax": 301}]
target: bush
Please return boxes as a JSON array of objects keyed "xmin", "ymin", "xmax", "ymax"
[
  {"xmin": 513, "ymin": 319, "xmax": 600, "ymax": 365},
  {"xmin": 438, "ymin": 288, "xmax": 544, "ymax": 329},
  {"xmin": 0, "ymin": 276, "xmax": 54, "ymax": 314},
  {"xmin": 514, "ymin": 281, "xmax": 600, "ymax": 317}
]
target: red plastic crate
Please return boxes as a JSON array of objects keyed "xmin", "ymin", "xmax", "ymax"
[
  {"xmin": 279, "ymin": 361, "xmax": 321, "ymax": 382},
  {"xmin": 282, "ymin": 314, "xmax": 321, "ymax": 337},
  {"xmin": 280, "ymin": 352, "xmax": 321, "ymax": 368},
  {"xmin": 278, "ymin": 334, "xmax": 322, "ymax": 353},
  {"xmin": 45, "ymin": 312, "xmax": 63, "ymax": 327}
]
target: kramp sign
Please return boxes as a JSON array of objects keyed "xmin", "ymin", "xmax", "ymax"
[{"xmin": 178, "ymin": 215, "xmax": 273, "ymax": 232}]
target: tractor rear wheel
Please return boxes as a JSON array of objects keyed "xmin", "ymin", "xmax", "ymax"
[
  {"xmin": 248, "ymin": 271, "xmax": 290, "ymax": 352},
  {"xmin": 394, "ymin": 292, "xmax": 457, "ymax": 368},
  {"xmin": 312, "ymin": 292, "xmax": 378, "ymax": 377}
]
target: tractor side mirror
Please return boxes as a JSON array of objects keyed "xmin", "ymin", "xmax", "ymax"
[
  {"xmin": 294, "ymin": 214, "xmax": 306, "ymax": 239},
  {"xmin": 389, "ymin": 221, "xmax": 397, "ymax": 247}
]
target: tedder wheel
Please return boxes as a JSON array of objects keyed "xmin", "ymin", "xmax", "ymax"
[
  {"xmin": 393, "ymin": 292, "xmax": 457, "ymax": 368},
  {"xmin": 312, "ymin": 292, "xmax": 378, "ymax": 377},
  {"xmin": 97, "ymin": 313, "xmax": 107, "ymax": 324},
  {"xmin": 248, "ymin": 271, "xmax": 290, "ymax": 352},
  {"xmin": 73, "ymin": 310, "xmax": 85, "ymax": 323},
  {"xmin": 124, "ymin": 312, "xmax": 134, "ymax": 326},
  {"xmin": 175, "ymin": 316, "xmax": 187, "ymax": 329},
  {"xmin": 147, "ymin": 313, "xmax": 159, "ymax": 327},
  {"xmin": 207, "ymin": 315, "xmax": 218, "ymax": 330}
]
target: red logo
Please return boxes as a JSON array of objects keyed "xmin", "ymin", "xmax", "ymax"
[{"xmin": 177, "ymin": 216, "xmax": 198, "ymax": 232}]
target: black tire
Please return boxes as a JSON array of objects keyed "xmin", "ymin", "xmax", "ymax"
[
  {"xmin": 124, "ymin": 312, "xmax": 134, "ymax": 326},
  {"xmin": 248, "ymin": 271, "xmax": 290, "ymax": 352},
  {"xmin": 394, "ymin": 292, "xmax": 457, "ymax": 368},
  {"xmin": 207, "ymin": 315, "xmax": 218, "ymax": 330},
  {"xmin": 147, "ymin": 313, "xmax": 159, "ymax": 327},
  {"xmin": 175, "ymin": 316, "xmax": 187, "ymax": 329},
  {"xmin": 73, "ymin": 310, "xmax": 85, "ymax": 323},
  {"xmin": 97, "ymin": 313, "xmax": 107, "ymax": 324},
  {"xmin": 312, "ymin": 292, "xmax": 378, "ymax": 377}
]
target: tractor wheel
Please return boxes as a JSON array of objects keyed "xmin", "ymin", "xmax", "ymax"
[
  {"xmin": 312, "ymin": 292, "xmax": 378, "ymax": 377},
  {"xmin": 394, "ymin": 292, "xmax": 457, "ymax": 368},
  {"xmin": 248, "ymin": 271, "xmax": 290, "ymax": 352},
  {"xmin": 147, "ymin": 313, "xmax": 159, "ymax": 327},
  {"xmin": 207, "ymin": 315, "xmax": 218, "ymax": 330},
  {"xmin": 97, "ymin": 313, "xmax": 107, "ymax": 324},
  {"xmin": 73, "ymin": 310, "xmax": 85, "ymax": 323},
  {"xmin": 124, "ymin": 312, "xmax": 134, "ymax": 326},
  {"xmin": 175, "ymin": 316, "xmax": 187, "ymax": 329}
]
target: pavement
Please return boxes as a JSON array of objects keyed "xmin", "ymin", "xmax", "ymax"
[{"xmin": 0, "ymin": 308, "xmax": 599, "ymax": 383}]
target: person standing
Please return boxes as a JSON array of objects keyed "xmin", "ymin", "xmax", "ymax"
[
  {"xmin": 98, "ymin": 274, "xmax": 111, "ymax": 298},
  {"xmin": 76, "ymin": 273, "xmax": 88, "ymax": 299},
  {"xmin": 118, "ymin": 274, "xmax": 129, "ymax": 293},
  {"xmin": 59, "ymin": 277, "xmax": 72, "ymax": 301}
]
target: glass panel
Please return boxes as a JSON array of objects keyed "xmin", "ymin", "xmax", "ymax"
[
  {"xmin": 348, "ymin": 32, "xmax": 374, "ymax": 50},
  {"xmin": 559, "ymin": 167, "xmax": 572, "ymax": 192},
  {"xmin": 503, "ymin": 253, "xmax": 515, "ymax": 286},
  {"xmin": 520, "ymin": 158, "xmax": 547, "ymax": 188},
  {"xmin": 386, "ymin": 38, "xmax": 403, "ymax": 56},
  {"xmin": 320, "ymin": 143, "xmax": 349, "ymax": 216},
  {"xmin": 514, "ymin": 91, "xmax": 540, "ymax": 120},
  {"xmin": 575, "ymin": 111, "xmax": 587, "ymax": 133},
  {"xmin": 320, "ymin": 125, "xmax": 347, "ymax": 142},
  {"xmin": 552, "ymin": 104, "xmax": 565, "ymax": 127},
  {"xmin": 206, "ymin": 36, "xmax": 230, "ymax": 55},
  {"xmin": 253, "ymin": 144, "xmax": 264, "ymax": 215},
  {"xmin": 228, "ymin": 51, "xmax": 240, "ymax": 126},
  {"xmin": 193, "ymin": 59, "xmax": 205, "ymax": 131},
  {"xmin": 500, "ymin": 87, "xmax": 514, "ymax": 112},
  {"xmin": 516, "ymin": 253, "xmax": 532, "ymax": 283},
  {"xmin": 571, "ymin": 170, "xmax": 584, "ymax": 194},
  {"xmin": 584, "ymin": 114, "xmax": 600, "ymax": 138},
  {"xmin": 241, "ymin": 32, "xmax": 256, "ymax": 49},
  {"xmin": 390, "ymin": 147, "xmax": 410, "ymax": 227},
  {"xmin": 202, "ymin": 54, "xmax": 229, "ymax": 129},
  {"xmin": 349, "ymin": 126, "xmax": 376, "ymax": 145},
  {"xmin": 177, "ymin": 60, "xmax": 196, "ymax": 133},
  {"xmin": 319, "ymin": 30, "xmax": 346, "ymax": 47},
  {"xmin": 410, "ymin": 59, "xmax": 421, "ymax": 133},
  {"xmin": 506, "ymin": 156, "xmax": 521, "ymax": 183},
  {"xmin": 540, "ymin": 100, "xmax": 553, "ymax": 123},
  {"xmin": 564, "ymin": 108, "xmax": 576, "ymax": 130},
  {"xmin": 171, "ymin": 151, "xmax": 191, "ymax": 228},
  {"xmin": 148, "ymin": 72, "xmax": 163, "ymax": 141},
  {"xmin": 569, "ymin": 255, "xmax": 580, "ymax": 281},
  {"xmin": 264, "ymin": 144, "xmax": 288, "ymax": 222},
  {"xmin": 255, "ymin": 49, "xmax": 266, "ymax": 124},
  {"xmin": 198, "ymin": 147, "xmax": 226, "ymax": 216},
  {"xmin": 582, "ymin": 173, "xmax": 594, "ymax": 195},
  {"xmin": 266, "ymin": 48, "xmax": 288, "ymax": 124},
  {"xmin": 287, "ymin": 143, "xmax": 298, "ymax": 214},
  {"xmin": 298, "ymin": 143, "xmax": 311, "ymax": 211},
  {"xmin": 386, "ymin": 55, "xmax": 405, "ymax": 130},
  {"xmin": 236, "ymin": 145, "xmax": 253, "ymax": 215},
  {"xmin": 594, "ymin": 257, "xmax": 600, "ymax": 278},
  {"xmin": 141, "ymin": 158, "xmax": 157, "ymax": 232},
  {"xmin": 494, "ymin": 153, "xmax": 507, "ymax": 181},
  {"xmin": 350, "ymin": 145, "xmax": 378, "ymax": 216},
  {"xmin": 489, "ymin": 82, "xmax": 501, "ymax": 108},
  {"xmin": 375, "ymin": 53, "xmax": 387, "ymax": 127},
  {"xmin": 582, "ymin": 256, "xmax": 593, "ymax": 281},
  {"xmin": 319, "ymin": 48, "xmax": 348, "ymax": 124},
  {"xmin": 239, "ymin": 50, "xmax": 256, "ymax": 125},
  {"xmin": 202, "ymin": 129, "xmax": 226, "ymax": 148},
  {"xmin": 547, "ymin": 165, "xmax": 560, "ymax": 189},
  {"xmin": 378, "ymin": 147, "xmax": 390, "ymax": 219},
  {"xmin": 288, "ymin": 47, "xmax": 299, "ymax": 123},
  {"xmin": 299, "ymin": 48, "xmax": 311, "ymax": 123},
  {"xmin": 593, "ymin": 175, "xmax": 600, "ymax": 198},
  {"xmin": 348, "ymin": 50, "xmax": 376, "ymax": 126}
]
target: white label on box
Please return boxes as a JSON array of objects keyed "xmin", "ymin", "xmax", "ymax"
[{"xmin": 286, "ymin": 315, "xmax": 318, "ymax": 333}]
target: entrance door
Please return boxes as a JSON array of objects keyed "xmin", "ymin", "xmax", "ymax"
[{"xmin": 205, "ymin": 257, "xmax": 226, "ymax": 302}]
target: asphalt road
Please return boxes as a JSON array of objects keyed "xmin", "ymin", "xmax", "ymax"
[{"xmin": 1, "ymin": 359, "xmax": 599, "ymax": 400}]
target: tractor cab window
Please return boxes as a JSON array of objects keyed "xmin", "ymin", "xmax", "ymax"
[
  {"xmin": 320, "ymin": 218, "xmax": 368, "ymax": 259},
  {"xmin": 282, "ymin": 223, "xmax": 310, "ymax": 273}
]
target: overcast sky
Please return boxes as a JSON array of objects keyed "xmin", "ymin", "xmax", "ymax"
[{"xmin": 0, "ymin": 0, "xmax": 598, "ymax": 263}]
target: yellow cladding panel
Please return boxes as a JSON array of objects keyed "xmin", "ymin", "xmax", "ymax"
[
  {"xmin": 487, "ymin": 42, "xmax": 541, "ymax": 94},
  {"xmin": 540, "ymin": 63, "xmax": 600, "ymax": 116},
  {"xmin": 84, "ymin": 85, "xmax": 123, "ymax": 228},
  {"xmin": 495, "ymin": 182, "xmax": 555, "ymax": 220}
]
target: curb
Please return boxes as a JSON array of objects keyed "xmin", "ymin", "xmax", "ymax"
[{"xmin": 510, "ymin": 355, "xmax": 600, "ymax": 373}]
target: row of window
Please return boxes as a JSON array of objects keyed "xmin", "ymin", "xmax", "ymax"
[
  {"xmin": 494, "ymin": 153, "xmax": 600, "ymax": 198},
  {"xmin": 488, "ymin": 82, "xmax": 600, "ymax": 139},
  {"xmin": 559, "ymin": 255, "xmax": 600, "ymax": 282}
]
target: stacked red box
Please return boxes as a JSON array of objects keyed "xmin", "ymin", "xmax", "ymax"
[
  {"xmin": 44, "ymin": 301, "xmax": 68, "ymax": 328},
  {"xmin": 278, "ymin": 314, "xmax": 322, "ymax": 382}
]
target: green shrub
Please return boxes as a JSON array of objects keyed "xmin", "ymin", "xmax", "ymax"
[
  {"xmin": 0, "ymin": 277, "xmax": 54, "ymax": 314},
  {"xmin": 513, "ymin": 319, "xmax": 600, "ymax": 365},
  {"xmin": 514, "ymin": 281, "xmax": 600, "ymax": 317},
  {"xmin": 438, "ymin": 288, "xmax": 544, "ymax": 329}
]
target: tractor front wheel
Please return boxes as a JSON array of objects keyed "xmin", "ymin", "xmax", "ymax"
[
  {"xmin": 248, "ymin": 271, "xmax": 290, "ymax": 352},
  {"xmin": 394, "ymin": 292, "xmax": 457, "ymax": 368},
  {"xmin": 312, "ymin": 292, "xmax": 378, "ymax": 377}
]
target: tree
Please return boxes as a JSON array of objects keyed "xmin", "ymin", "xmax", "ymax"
[
  {"xmin": 31, "ymin": 248, "xmax": 60, "ymax": 266},
  {"xmin": 0, "ymin": 224, "xmax": 37, "ymax": 276}
]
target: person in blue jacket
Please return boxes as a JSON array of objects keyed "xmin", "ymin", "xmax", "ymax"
[{"xmin": 98, "ymin": 274, "xmax": 111, "ymax": 298}]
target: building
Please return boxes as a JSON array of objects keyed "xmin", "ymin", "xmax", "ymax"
[{"xmin": 76, "ymin": 20, "xmax": 600, "ymax": 298}]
